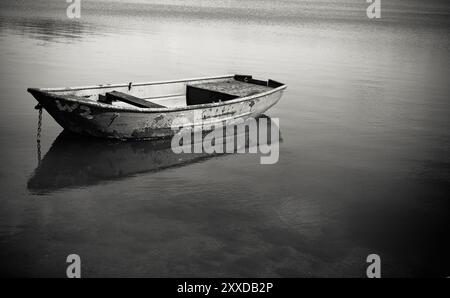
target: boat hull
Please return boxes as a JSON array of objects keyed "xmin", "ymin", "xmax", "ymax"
[{"xmin": 31, "ymin": 90, "xmax": 284, "ymax": 140}]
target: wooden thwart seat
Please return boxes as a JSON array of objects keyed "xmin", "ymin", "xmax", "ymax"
[
  {"xmin": 188, "ymin": 79, "xmax": 273, "ymax": 98},
  {"xmin": 101, "ymin": 91, "xmax": 166, "ymax": 108}
]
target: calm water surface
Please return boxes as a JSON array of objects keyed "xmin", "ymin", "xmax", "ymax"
[{"xmin": 0, "ymin": 0, "xmax": 449, "ymax": 277}]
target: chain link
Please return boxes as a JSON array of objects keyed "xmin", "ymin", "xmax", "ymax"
[{"xmin": 36, "ymin": 107, "xmax": 42, "ymax": 165}]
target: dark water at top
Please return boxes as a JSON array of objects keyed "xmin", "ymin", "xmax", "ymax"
[{"xmin": 0, "ymin": 0, "xmax": 449, "ymax": 277}]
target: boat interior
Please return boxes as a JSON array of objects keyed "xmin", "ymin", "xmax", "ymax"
[{"xmin": 46, "ymin": 75, "xmax": 284, "ymax": 109}]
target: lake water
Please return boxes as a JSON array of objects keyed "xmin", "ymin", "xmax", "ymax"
[{"xmin": 0, "ymin": 0, "xmax": 449, "ymax": 277}]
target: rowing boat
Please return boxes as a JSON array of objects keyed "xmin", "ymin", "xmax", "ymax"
[{"xmin": 28, "ymin": 74, "xmax": 286, "ymax": 140}]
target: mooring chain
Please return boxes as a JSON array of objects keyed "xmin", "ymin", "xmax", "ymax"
[{"xmin": 35, "ymin": 104, "xmax": 43, "ymax": 165}]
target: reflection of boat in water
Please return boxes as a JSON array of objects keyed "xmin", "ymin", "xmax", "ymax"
[{"xmin": 28, "ymin": 115, "xmax": 282, "ymax": 194}]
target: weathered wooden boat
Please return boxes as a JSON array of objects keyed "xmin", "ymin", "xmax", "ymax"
[{"xmin": 28, "ymin": 74, "xmax": 286, "ymax": 140}]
